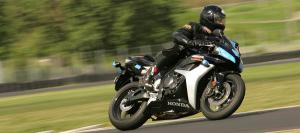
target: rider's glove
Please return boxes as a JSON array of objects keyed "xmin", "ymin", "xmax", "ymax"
[
  {"xmin": 187, "ymin": 40, "xmax": 203, "ymax": 47},
  {"xmin": 187, "ymin": 40, "xmax": 212, "ymax": 48}
]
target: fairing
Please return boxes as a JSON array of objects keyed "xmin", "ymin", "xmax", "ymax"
[{"xmin": 175, "ymin": 64, "xmax": 215, "ymax": 109}]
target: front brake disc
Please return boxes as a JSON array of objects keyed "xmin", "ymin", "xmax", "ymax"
[{"xmin": 208, "ymin": 82, "xmax": 231, "ymax": 106}]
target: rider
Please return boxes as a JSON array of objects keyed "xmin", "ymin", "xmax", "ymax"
[{"xmin": 154, "ymin": 5, "xmax": 226, "ymax": 75}]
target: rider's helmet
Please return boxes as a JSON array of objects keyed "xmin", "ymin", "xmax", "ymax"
[{"xmin": 200, "ymin": 5, "xmax": 226, "ymax": 31}]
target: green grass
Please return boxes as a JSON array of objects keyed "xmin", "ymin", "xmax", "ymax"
[
  {"xmin": 239, "ymin": 63, "xmax": 300, "ymax": 111},
  {"xmin": 0, "ymin": 85, "xmax": 115, "ymax": 133},
  {"xmin": 1, "ymin": 62, "xmax": 300, "ymax": 133}
]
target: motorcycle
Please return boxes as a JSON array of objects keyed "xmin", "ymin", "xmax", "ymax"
[{"xmin": 108, "ymin": 29, "xmax": 246, "ymax": 130}]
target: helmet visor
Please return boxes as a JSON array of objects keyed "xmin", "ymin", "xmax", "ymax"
[{"xmin": 215, "ymin": 14, "xmax": 226, "ymax": 26}]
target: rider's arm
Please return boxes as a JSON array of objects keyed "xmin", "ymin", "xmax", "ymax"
[
  {"xmin": 172, "ymin": 23, "xmax": 213, "ymax": 48},
  {"xmin": 172, "ymin": 23, "xmax": 194, "ymax": 47}
]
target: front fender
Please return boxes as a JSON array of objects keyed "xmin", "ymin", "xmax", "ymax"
[{"xmin": 220, "ymin": 71, "xmax": 241, "ymax": 77}]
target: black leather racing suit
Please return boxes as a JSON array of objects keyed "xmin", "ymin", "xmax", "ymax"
[{"xmin": 155, "ymin": 22, "xmax": 214, "ymax": 74}]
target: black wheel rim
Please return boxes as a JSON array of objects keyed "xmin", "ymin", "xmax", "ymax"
[{"xmin": 204, "ymin": 78, "xmax": 238, "ymax": 112}]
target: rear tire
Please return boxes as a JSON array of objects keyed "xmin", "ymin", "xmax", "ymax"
[
  {"xmin": 108, "ymin": 82, "xmax": 150, "ymax": 130},
  {"xmin": 200, "ymin": 74, "xmax": 245, "ymax": 120}
]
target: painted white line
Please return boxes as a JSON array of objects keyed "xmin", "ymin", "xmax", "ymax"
[
  {"xmin": 147, "ymin": 105, "xmax": 300, "ymax": 127},
  {"xmin": 75, "ymin": 128, "xmax": 114, "ymax": 133},
  {"xmin": 235, "ymin": 105, "xmax": 300, "ymax": 116},
  {"xmin": 266, "ymin": 128, "xmax": 300, "ymax": 133},
  {"xmin": 60, "ymin": 124, "xmax": 103, "ymax": 133},
  {"xmin": 36, "ymin": 131, "xmax": 55, "ymax": 133},
  {"xmin": 68, "ymin": 104, "xmax": 300, "ymax": 132}
]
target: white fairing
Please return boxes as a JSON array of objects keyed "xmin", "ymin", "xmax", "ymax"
[{"xmin": 175, "ymin": 64, "xmax": 214, "ymax": 109}]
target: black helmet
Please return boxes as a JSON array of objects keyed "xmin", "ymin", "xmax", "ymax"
[{"xmin": 200, "ymin": 5, "xmax": 226, "ymax": 31}]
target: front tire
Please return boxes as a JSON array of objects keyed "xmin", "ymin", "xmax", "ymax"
[
  {"xmin": 108, "ymin": 82, "xmax": 150, "ymax": 130},
  {"xmin": 200, "ymin": 74, "xmax": 245, "ymax": 120}
]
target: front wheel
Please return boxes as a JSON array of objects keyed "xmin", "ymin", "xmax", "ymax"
[
  {"xmin": 200, "ymin": 74, "xmax": 245, "ymax": 120},
  {"xmin": 108, "ymin": 82, "xmax": 150, "ymax": 130}
]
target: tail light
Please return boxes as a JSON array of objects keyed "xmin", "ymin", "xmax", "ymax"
[
  {"xmin": 152, "ymin": 66, "xmax": 159, "ymax": 75},
  {"xmin": 141, "ymin": 66, "xmax": 159, "ymax": 76}
]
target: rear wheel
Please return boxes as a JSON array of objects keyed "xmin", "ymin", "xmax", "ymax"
[
  {"xmin": 200, "ymin": 74, "xmax": 245, "ymax": 120},
  {"xmin": 108, "ymin": 82, "xmax": 150, "ymax": 130}
]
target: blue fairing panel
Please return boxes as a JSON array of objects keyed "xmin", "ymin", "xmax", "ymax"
[
  {"xmin": 232, "ymin": 49, "xmax": 240, "ymax": 57},
  {"xmin": 216, "ymin": 47, "xmax": 236, "ymax": 63}
]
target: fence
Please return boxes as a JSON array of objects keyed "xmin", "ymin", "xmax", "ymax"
[{"xmin": 0, "ymin": 43, "xmax": 174, "ymax": 83}]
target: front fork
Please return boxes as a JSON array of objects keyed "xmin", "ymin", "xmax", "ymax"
[{"xmin": 205, "ymin": 72, "xmax": 226, "ymax": 97}]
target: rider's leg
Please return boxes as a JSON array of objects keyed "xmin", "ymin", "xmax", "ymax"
[
  {"xmin": 155, "ymin": 44, "xmax": 181, "ymax": 76},
  {"xmin": 142, "ymin": 44, "xmax": 180, "ymax": 92}
]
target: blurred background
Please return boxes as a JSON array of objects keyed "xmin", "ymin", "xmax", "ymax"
[
  {"xmin": 1, "ymin": 0, "xmax": 300, "ymax": 133},
  {"xmin": 0, "ymin": 0, "xmax": 299, "ymax": 84}
]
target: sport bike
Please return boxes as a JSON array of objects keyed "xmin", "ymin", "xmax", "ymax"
[{"xmin": 108, "ymin": 29, "xmax": 245, "ymax": 130}]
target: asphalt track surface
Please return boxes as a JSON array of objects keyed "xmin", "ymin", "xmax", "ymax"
[{"xmin": 95, "ymin": 106, "xmax": 300, "ymax": 133}]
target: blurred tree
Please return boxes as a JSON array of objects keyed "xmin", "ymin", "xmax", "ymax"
[
  {"xmin": 126, "ymin": 0, "xmax": 178, "ymax": 52},
  {"xmin": 40, "ymin": 0, "xmax": 68, "ymax": 57},
  {"xmin": 97, "ymin": 0, "xmax": 117, "ymax": 51},
  {"xmin": 0, "ymin": 0, "xmax": 181, "ymax": 60},
  {"xmin": 5, "ymin": 0, "xmax": 44, "ymax": 59},
  {"xmin": 0, "ymin": 1, "xmax": 10, "ymax": 59},
  {"xmin": 66, "ymin": 0, "xmax": 105, "ymax": 53}
]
